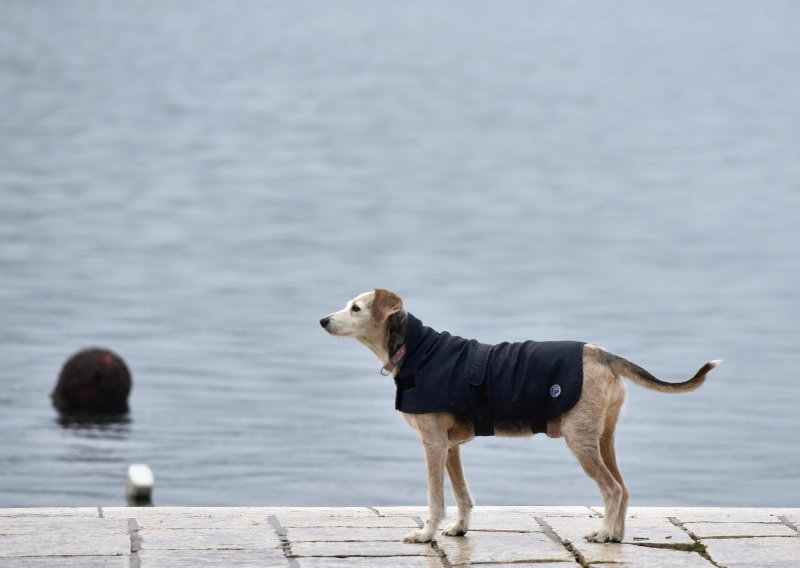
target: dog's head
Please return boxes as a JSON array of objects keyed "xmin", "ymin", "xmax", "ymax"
[{"xmin": 320, "ymin": 288, "xmax": 404, "ymax": 339}]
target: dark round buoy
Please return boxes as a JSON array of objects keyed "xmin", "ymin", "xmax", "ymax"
[{"xmin": 51, "ymin": 348, "xmax": 132, "ymax": 414}]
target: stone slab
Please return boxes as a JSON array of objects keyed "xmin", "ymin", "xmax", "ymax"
[
  {"xmin": 0, "ymin": 516, "xmax": 116, "ymax": 536},
  {"xmin": 136, "ymin": 549, "xmax": 288, "ymax": 567},
  {"xmin": 373, "ymin": 506, "xmax": 429, "ymax": 518},
  {"xmin": 467, "ymin": 510, "xmax": 544, "ymax": 532},
  {"xmin": 376, "ymin": 505, "xmax": 594, "ymax": 517},
  {"xmin": 2, "ymin": 506, "xmax": 800, "ymax": 567},
  {"xmin": 270, "ymin": 507, "xmax": 379, "ymax": 518},
  {"xmin": 588, "ymin": 544, "xmax": 715, "ymax": 567},
  {"xmin": 623, "ymin": 507, "xmax": 797, "ymax": 523},
  {"xmin": 104, "ymin": 506, "xmax": 274, "ymax": 516},
  {"xmin": 0, "ymin": 508, "xmax": 99, "ymax": 518},
  {"xmin": 473, "ymin": 505, "xmax": 598, "ymax": 517},
  {"xmin": 112, "ymin": 506, "xmax": 296, "ymax": 515},
  {"xmin": 0, "ymin": 557, "xmax": 129, "ymax": 567},
  {"xmin": 286, "ymin": 526, "xmax": 412, "ymax": 542},
  {"xmin": 543, "ymin": 516, "xmax": 697, "ymax": 565},
  {"xmin": 482, "ymin": 564, "xmax": 574, "ymax": 568},
  {"xmin": 684, "ymin": 521, "xmax": 796, "ymax": 538},
  {"xmin": 295, "ymin": 557, "xmax": 442, "ymax": 568},
  {"xmin": 0, "ymin": 518, "xmax": 129, "ymax": 558},
  {"xmin": 289, "ymin": 540, "xmax": 438, "ymax": 558},
  {"xmin": 279, "ymin": 515, "xmax": 418, "ymax": 528},
  {"xmin": 436, "ymin": 531, "xmax": 573, "ymax": 565},
  {"xmin": 103, "ymin": 507, "xmax": 275, "ymax": 529},
  {"xmin": 373, "ymin": 512, "xmax": 546, "ymax": 533},
  {"xmin": 137, "ymin": 527, "xmax": 281, "ymax": 550},
  {"xmin": 780, "ymin": 514, "xmax": 799, "ymax": 532},
  {"xmin": 703, "ymin": 536, "xmax": 800, "ymax": 568},
  {"xmin": 133, "ymin": 516, "xmax": 272, "ymax": 530},
  {"xmin": 544, "ymin": 515, "xmax": 693, "ymax": 547},
  {"xmin": 374, "ymin": 505, "xmax": 596, "ymax": 533}
]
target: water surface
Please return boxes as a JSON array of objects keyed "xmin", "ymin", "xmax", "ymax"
[{"xmin": 1, "ymin": 1, "xmax": 798, "ymax": 507}]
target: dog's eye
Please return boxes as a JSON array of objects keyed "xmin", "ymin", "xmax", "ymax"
[{"xmin": 351, "ymin": 304, "xmax": 361, "ymax": 312}]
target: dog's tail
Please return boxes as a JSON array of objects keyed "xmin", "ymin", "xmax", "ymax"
[{"xmin": 610, "ymin": 355, "xmax": 721, "ymax": 393}]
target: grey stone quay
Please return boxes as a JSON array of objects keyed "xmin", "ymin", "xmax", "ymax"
[{"xmin": 1, "ymin": 506, "xmax": 798, "ymax": 567}]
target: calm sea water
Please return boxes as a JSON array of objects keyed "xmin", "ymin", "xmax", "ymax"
[{"xmin": 1, "ymin": 1, "xmax": 798, "ymax": 508}]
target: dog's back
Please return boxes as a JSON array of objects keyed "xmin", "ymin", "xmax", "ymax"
[{"xmin": 395, "ymin": 313, "xmax": 586, "ymax": 436}]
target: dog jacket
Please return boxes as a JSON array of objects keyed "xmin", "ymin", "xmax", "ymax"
[{"xmin": 394, "ymin": 313, "xmax": 585, "ymax": 436}]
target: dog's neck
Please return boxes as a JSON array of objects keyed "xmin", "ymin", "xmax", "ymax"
[
  {"xmin": 357, "ymin": 309, "xmax": 408, "ymax": 375},
  {"xmin": 386, "ymin": 310, "xmax": 408, "ymax": 362}
]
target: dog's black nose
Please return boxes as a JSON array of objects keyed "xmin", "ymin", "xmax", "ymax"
[{"xmin": 320, "ymin": 317, "xmax": 330, "ymax": 328}]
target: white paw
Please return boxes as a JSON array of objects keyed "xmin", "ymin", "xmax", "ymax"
[
  {"xmin": 584, "ymin": 529, "xmax": 622, "ymax": 543},
  {"xmin": 442, "ymin": 521, "xmax": 468, "ymax": 537},
  {"xmin": 403, "ymin": 529, "xmax": 434, "ymax": 543}
]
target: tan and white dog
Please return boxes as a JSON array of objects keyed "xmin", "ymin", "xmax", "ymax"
[{"xmin": 320, "ymin": 288, "xmax": 719, "ymax": 544}]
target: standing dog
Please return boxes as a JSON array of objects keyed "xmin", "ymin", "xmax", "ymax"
[{"xmin": 320, "ymin": 289, "xmax": 719, "ymax": 544}]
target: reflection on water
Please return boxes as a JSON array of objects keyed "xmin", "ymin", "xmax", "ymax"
[
  {"xmin": 127, "ymin": 496, "xmax": 155, "ymax": 507},
  {"xmin": 56, "ymin": 414, "xmax": 130, "ymax": 466},
  {"xmin": 58, "ymin": 443, "xmax": 125, "ymax": 465},
  {"xmin": 55, "ymin": 414, "xmax": 131, "ymax": 441},
  {"xmin": 1, "ymin": 1, "xmax": 799, "ymax": 507}
]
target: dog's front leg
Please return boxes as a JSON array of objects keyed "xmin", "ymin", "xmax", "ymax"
[
  {"xmin": 404, "ymin": 437, "xmax": 448, "ymax": 543},
  {"xmin": 442, "ymin": 444, "xmax": 472, "ymax": 536}
]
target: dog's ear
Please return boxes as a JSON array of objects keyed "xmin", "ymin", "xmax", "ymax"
[{"xmin": 371, "ymin": 288, "xmax": 403, "ymax": 326}]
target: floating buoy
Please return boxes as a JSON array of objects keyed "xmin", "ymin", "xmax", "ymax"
[
  {"xmin": 126, "ymin": 464, "xmax": 154, "ymax": 505},
  {"xmin": 51, "ymin": 348, "xmax": 132, "ymax": 414}
]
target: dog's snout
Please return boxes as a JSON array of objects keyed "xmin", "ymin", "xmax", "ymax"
[{"xmin": 320, "ymin": 317, "xmax": 331, "ymax": 329}]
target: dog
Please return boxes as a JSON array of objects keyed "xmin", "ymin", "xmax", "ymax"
[{"xmin": 320, "ymin": 288, "xmax": 719, "ymax": 544}]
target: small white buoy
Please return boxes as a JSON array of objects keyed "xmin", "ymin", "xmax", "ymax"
[{"xmin": 126, "ymin": 464, "xmax": 154, "ymax": 503}]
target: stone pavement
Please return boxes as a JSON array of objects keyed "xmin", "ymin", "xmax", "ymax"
[{"xmin": 1, "ymin": 506, "xmax": 798, "ymax": 567}]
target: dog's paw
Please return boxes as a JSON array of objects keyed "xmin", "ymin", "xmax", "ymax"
[
  {"xmin": 584, "ymin": 529, "xmax": 622, "ymax": 544},
  {"xmin": 442, "ymin": 521, "xmax": 468, "ymax": 537},
  {"xmin": 403, "ymin": 530, "xmax": 434, "ymax": 543}
]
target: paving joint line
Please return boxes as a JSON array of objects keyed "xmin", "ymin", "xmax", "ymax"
[
  {"xmin": 778, "ymin": 515, "xmax": 799, "ymax": 534},
  {"xmin": 127, "ymin": 518, "xmax": 141, "ymax": 568},
  {"xmin": 430, "ymin": 538, "xmax": 454, "ymax": 568},
  {"xmin": 632, "ymin": 541, "xmax": 710, "ymax": 551},
  {"xmin": 668, "ymin": 517, "xmax": 722, "ymax": 567},
  {"xmin": 535, "ymin": 516, "xmax": 588, "ymax": 567},
  {"xmin": 403, "ymin": 515, "xmax": 452, "ymax": 568},
  {"xmin": 268, "ymin": 514, "xmax": 300, "ymax": 568}
]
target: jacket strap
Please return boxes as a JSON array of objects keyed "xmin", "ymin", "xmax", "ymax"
[{"xmin": 466, "ymin": 343, "xmax": 494, "ymax": 436}]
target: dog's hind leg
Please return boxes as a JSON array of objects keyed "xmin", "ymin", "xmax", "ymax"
[
  {"xmin": 442, "ymin": 444, "xmax": 473, "ymax": 536},
  {"xmin": 404, "ymin": 416, "xmax": 449, "ymax": 543},
  {"xmin": 600, "ymin": 382, "xmax": 629, "ymax": 540},
  {"xmin": 563, "ymin": 411, "xmax": 626, "ymax": 543}
]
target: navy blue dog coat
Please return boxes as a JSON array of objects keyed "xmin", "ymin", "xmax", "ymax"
[{"xmin": 394, "ymin": 313, "xmax": 585, "ymax": 436}]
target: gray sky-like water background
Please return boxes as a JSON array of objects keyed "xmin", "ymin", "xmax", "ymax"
[{"xmin": 1, "ymin": 1, "xmax": 799, "ymax": 508}]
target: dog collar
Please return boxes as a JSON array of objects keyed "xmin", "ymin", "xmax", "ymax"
[{"xmin": 380, "ymin": 344, "xmax": 407, "ymax": 376}]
